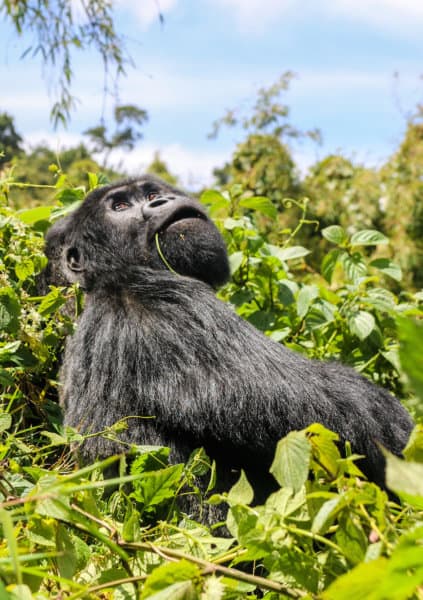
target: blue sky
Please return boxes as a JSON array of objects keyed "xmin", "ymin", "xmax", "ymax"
[{"xmin": 1, "ymin": 0, "xmax": 422, "ymax": 188}]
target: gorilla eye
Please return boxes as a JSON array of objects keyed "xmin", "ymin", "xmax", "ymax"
[
  {"xmin": 146, "ymin": 192, "xmax": 158, "ymax": 202},
  {"xmin": 111, "ymin": 199, "xmax": 131, "ymax": 212}
]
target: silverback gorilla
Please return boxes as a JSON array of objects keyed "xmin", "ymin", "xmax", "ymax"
[{"xmin": 43, "ymin": 175, "xmax": 413, "ymax": 519}]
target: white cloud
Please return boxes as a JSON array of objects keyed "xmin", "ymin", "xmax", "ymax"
[
  {"xmin": 208, "ymin": 0, "xmax": 423, "ymax": 35},
  {"xmin": 208, "ymin": 0, "xmax": 295, "ymax": 33},
  {"xmin": 328, "ymin": 0, "xmax": 423, "ymax": 31},
  {"xmin": 115, "ymin": 0, "xmax": 178, "ymax": 29}
]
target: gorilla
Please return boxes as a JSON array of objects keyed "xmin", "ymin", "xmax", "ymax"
[{"xmin": 43, "ymin": 174, "xmax": 413, "ymax": 520}]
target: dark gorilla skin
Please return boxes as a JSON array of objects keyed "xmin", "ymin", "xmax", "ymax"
[{"xmin": 43, "ymin": 174, "xmax": 413, "ymax": 522}]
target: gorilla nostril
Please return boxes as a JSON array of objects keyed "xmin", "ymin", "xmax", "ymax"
[{"xmin": 142, "ymin": 197, "xmax": 169, "ymax": 219}]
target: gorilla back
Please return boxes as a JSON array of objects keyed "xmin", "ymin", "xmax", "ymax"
[{"xmin": 44, "ymin": 175, "xmax": 413, "ymax": 512}]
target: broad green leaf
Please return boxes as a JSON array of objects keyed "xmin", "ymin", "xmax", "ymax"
[
  {"xmin": 228, "ymin": 251, "xmax": 244, "ymax": 275},
  {"xmin": 311, "ymin": 496, "xmax": 343, "ymax": 535},
  {"xmin": 270, "ymin": 430, "xmax": 311, "ymax": 492},
  {"xmin": 335, "ymin": 514, "xmax": 367, "ymax": 565},
  {"xmin": 296, "ymin": 285, "xmax": 319, "ymax": 319},
  {"xmin": 397, "ymin": 317, "xmax": 423, "ymax": 402},
  {"xmin": 239, "ymin": 195, "xmax": 277, "ymax": 218},
  {"xmin": 403, "ymin": 425, "xmax": 423, "ymax": 463},
  {"xmin": 350, "ymin": 229, "xmax": 388, "ymax": 246},
  {"xmin": 322, "ymin": 225, "xmax": 347, "ymax": 246},
  {"xmin": 322, "ymin": 557, "xmax": 388, "ymax": 600},
  {"xmin": 38, "ymin": 287, "xmax": 66, "ymax": 316},
  {"xmin": 365, "ymin": 288, "xmax": 396, "ymax": 312},
  {"xmin": 348, "ymin": 311, "xmax": 375, "ymax": 340},
  {"xmin": 227, "ymin": 470, "xmax": 254, "ymax": 505},
  {"xmin": 0, "ymin": 412, "xmax": 12, "ymax": 433},
  {"xmin": 131, "ymin": 464, "xmax": 184, "ymax": 508},
  {"xmin": 56, "ymin": 524, "xmax": 77, "ymax": 579},
  {"xmin": 340, "ymin": 252, "xmax": 367, "ymax": 281},
  {"xmin": 140, "ymin": 560, "xmax": 201, "ymax": 600},
  {"xmin": 385, "ymin": 451, "xmax": 423, "ymax": 508},
  {"xmin": 15, "ymin": 258, "xmax": 35, "ymax": 282},
  {"xmin": 17, "ymin": 206, "xmax": 53, "ymax": 224},
  {"xmin": 269, "ymin": 245, "xmax": 310, "ymax": 262},
  {"xmin": 370, "ymin": 258, "xmax": 402, "ymax": 281},
  {"xmin": 0, "ymin": 288, "xmax": 21, "ymax": 333},
  {"xmin": 321, "ymin": 249, "xmax": 342, "ymax": 283}
]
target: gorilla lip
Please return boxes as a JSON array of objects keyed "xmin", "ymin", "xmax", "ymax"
[{"xmin": 158, "ymin": 207, "xmax": 206, "ymax": 233}]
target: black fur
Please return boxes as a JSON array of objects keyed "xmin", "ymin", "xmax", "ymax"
[{"xmin": 43, "ymin": 175, "xmax": 413, "ymax": 520}]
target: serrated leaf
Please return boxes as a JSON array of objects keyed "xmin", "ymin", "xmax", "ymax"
[
  {"xmin": 312, "ymin": 496, "xmax": 343, "ymax": 535},
  {"xmin": 350, "ymin": 229, "xmax": 388, "ymax": 246},
  {"xmin": 348, "ymin": 311, "xmax": 375, "ymax": 340},
  {"xmin": 370, "ymin": 258, "xmax": 402, "ymax": 281},
  {"xmin": 270, "ymin": 430, "xmax": 311, "ymax": 492},
  {"xmin": 239, "ymin": 196, "xmax": 277, "ymax": 218},
  {"xmin": 322, "ymin": 225, "xmax": 347, "ymax": 246},
  {"xmin": 131, "ymin": 464, "xmax": 184, "ymax": 508},
  {"xmin": 0, "ymin": 289, "xmax": 21, "ymax": 334}
]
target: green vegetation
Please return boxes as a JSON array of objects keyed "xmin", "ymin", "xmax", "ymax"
[
  {"xmin": 0, "ymin": 155, "xmax": 422, "ymax": 597},
  {"xmin": 0, "ymin": 73, "xmax": 422, "ymax": 597}
]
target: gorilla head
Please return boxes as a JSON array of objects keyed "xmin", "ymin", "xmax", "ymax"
[{"xmin": 44, "ymin": 175, "xmax": 230, "ymax": 292}]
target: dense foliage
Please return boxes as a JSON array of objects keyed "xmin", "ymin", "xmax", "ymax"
[{"xmin": 0, "ymin": 158, "xmax": 422, "ymax": 598}]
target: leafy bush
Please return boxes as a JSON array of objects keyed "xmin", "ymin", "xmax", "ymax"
[{"xmin": 0, "ymin": 171, "xmax": 422, "ymax": 599}]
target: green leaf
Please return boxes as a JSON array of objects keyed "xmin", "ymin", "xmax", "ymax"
[
  {"xmin": 269, "ymin": 245, "xmax": 310, "ymax": 262},
  {"xmin": 335, "ymin": 514, "xmax": 367, "ymax": 565},
  {"xmin": 200, "ymin": 189, "xmax": 228, "ymax": 206},
  {"xmin": 385, "ymin": 451, "xmax": 423, "ymax": 508},
  {"xmin": 141, "ymin": 560, "xmax": 201, "ymax": 600},
  {"xmin": 0, "ymin": 288, "xmax": 21, "ymax": 333},
  {"xmin": 131, "ymin": 464, "xmax": 184, "ymax": 509},
  {"xmin": 322, "ymin": 557, "xmax": 388, "ymax": 600},
  {"xmin": 239, "ymin": 196, "xmax": 277, "ymax": 218},
  {"xmin": 340, "ymin": 252, "xmax": 367, "ymax": 281},
  {"xmin": 38, "ymin": 287, "xmax": 66, "ymax": 316},
  {"xmin": 348, "ymin": 311, "xmax": 375, "ymax": 340},
  {"xmin": 365, "ymin": 288, "xmax": 396, "ymax": 312},
  {"xmin": 228, "ymin": 251, "xmax": 244, "ymax": 275},
  {"xmin": 270, "ymin": 430, "xmax": 311, "ymax": 492},
  {"xmin": 17, "ymin": 206, "xmax": 53, "ymax": 224},
  {"xmin": 311, "ymin": 496, "xmax": 343, "ymax": 535},
  {"xmin": 322, "ymin": 225, "xmax": 347, "ymax": 246},
  {"xmin": 370, "ymin": 258, "xmax": 402, "ymax": 281},
  {"xmin": 227, "ymin": 470, "xmax": 254, "ymax": 505},
  {"xmin": 15, "ymin": 258, "xmax": 35, "ymax": 282},
  {"xmin": 350, "ymin": 229, "xmax": 389, "ymax": 246},
  {"xmin": 321, "ymin": 249, "xmax": 342, "ymax": 283},
  {"xmin": 296, "ymin": 285, "xmax": 319, "ymax": 319},
  {"xmin": 56, "ymin": 524, "xmax": 77, "ymax": 579},
  {"xmin": 397, "ymin": 317, "xmax": 423, "ymax": 402},
  {"xmin": 403, "ymin": 425, "xmax": 423, "ymax": 463},
  {"xmin": 0, "ymin": 412, "xmax": 12, "ymax": 433}
]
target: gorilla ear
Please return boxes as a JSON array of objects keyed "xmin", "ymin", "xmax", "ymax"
[{"xmin": 66, "ymin": 247, "xmax": 85, "ymax": 273}]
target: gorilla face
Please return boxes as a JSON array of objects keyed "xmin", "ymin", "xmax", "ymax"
[{"xmin": 44, "ymin": 175, "xmax": 230, "ymax": 291}]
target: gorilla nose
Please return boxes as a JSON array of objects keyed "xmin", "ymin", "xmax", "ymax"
[{"xmin": 142, "ymin": 197, "xmax": 174, "ymax": 219}]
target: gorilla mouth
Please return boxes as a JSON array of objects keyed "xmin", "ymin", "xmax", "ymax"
[{"xmin": 160, "ymin": 208, "xmax": 206, "ymax": 232}]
